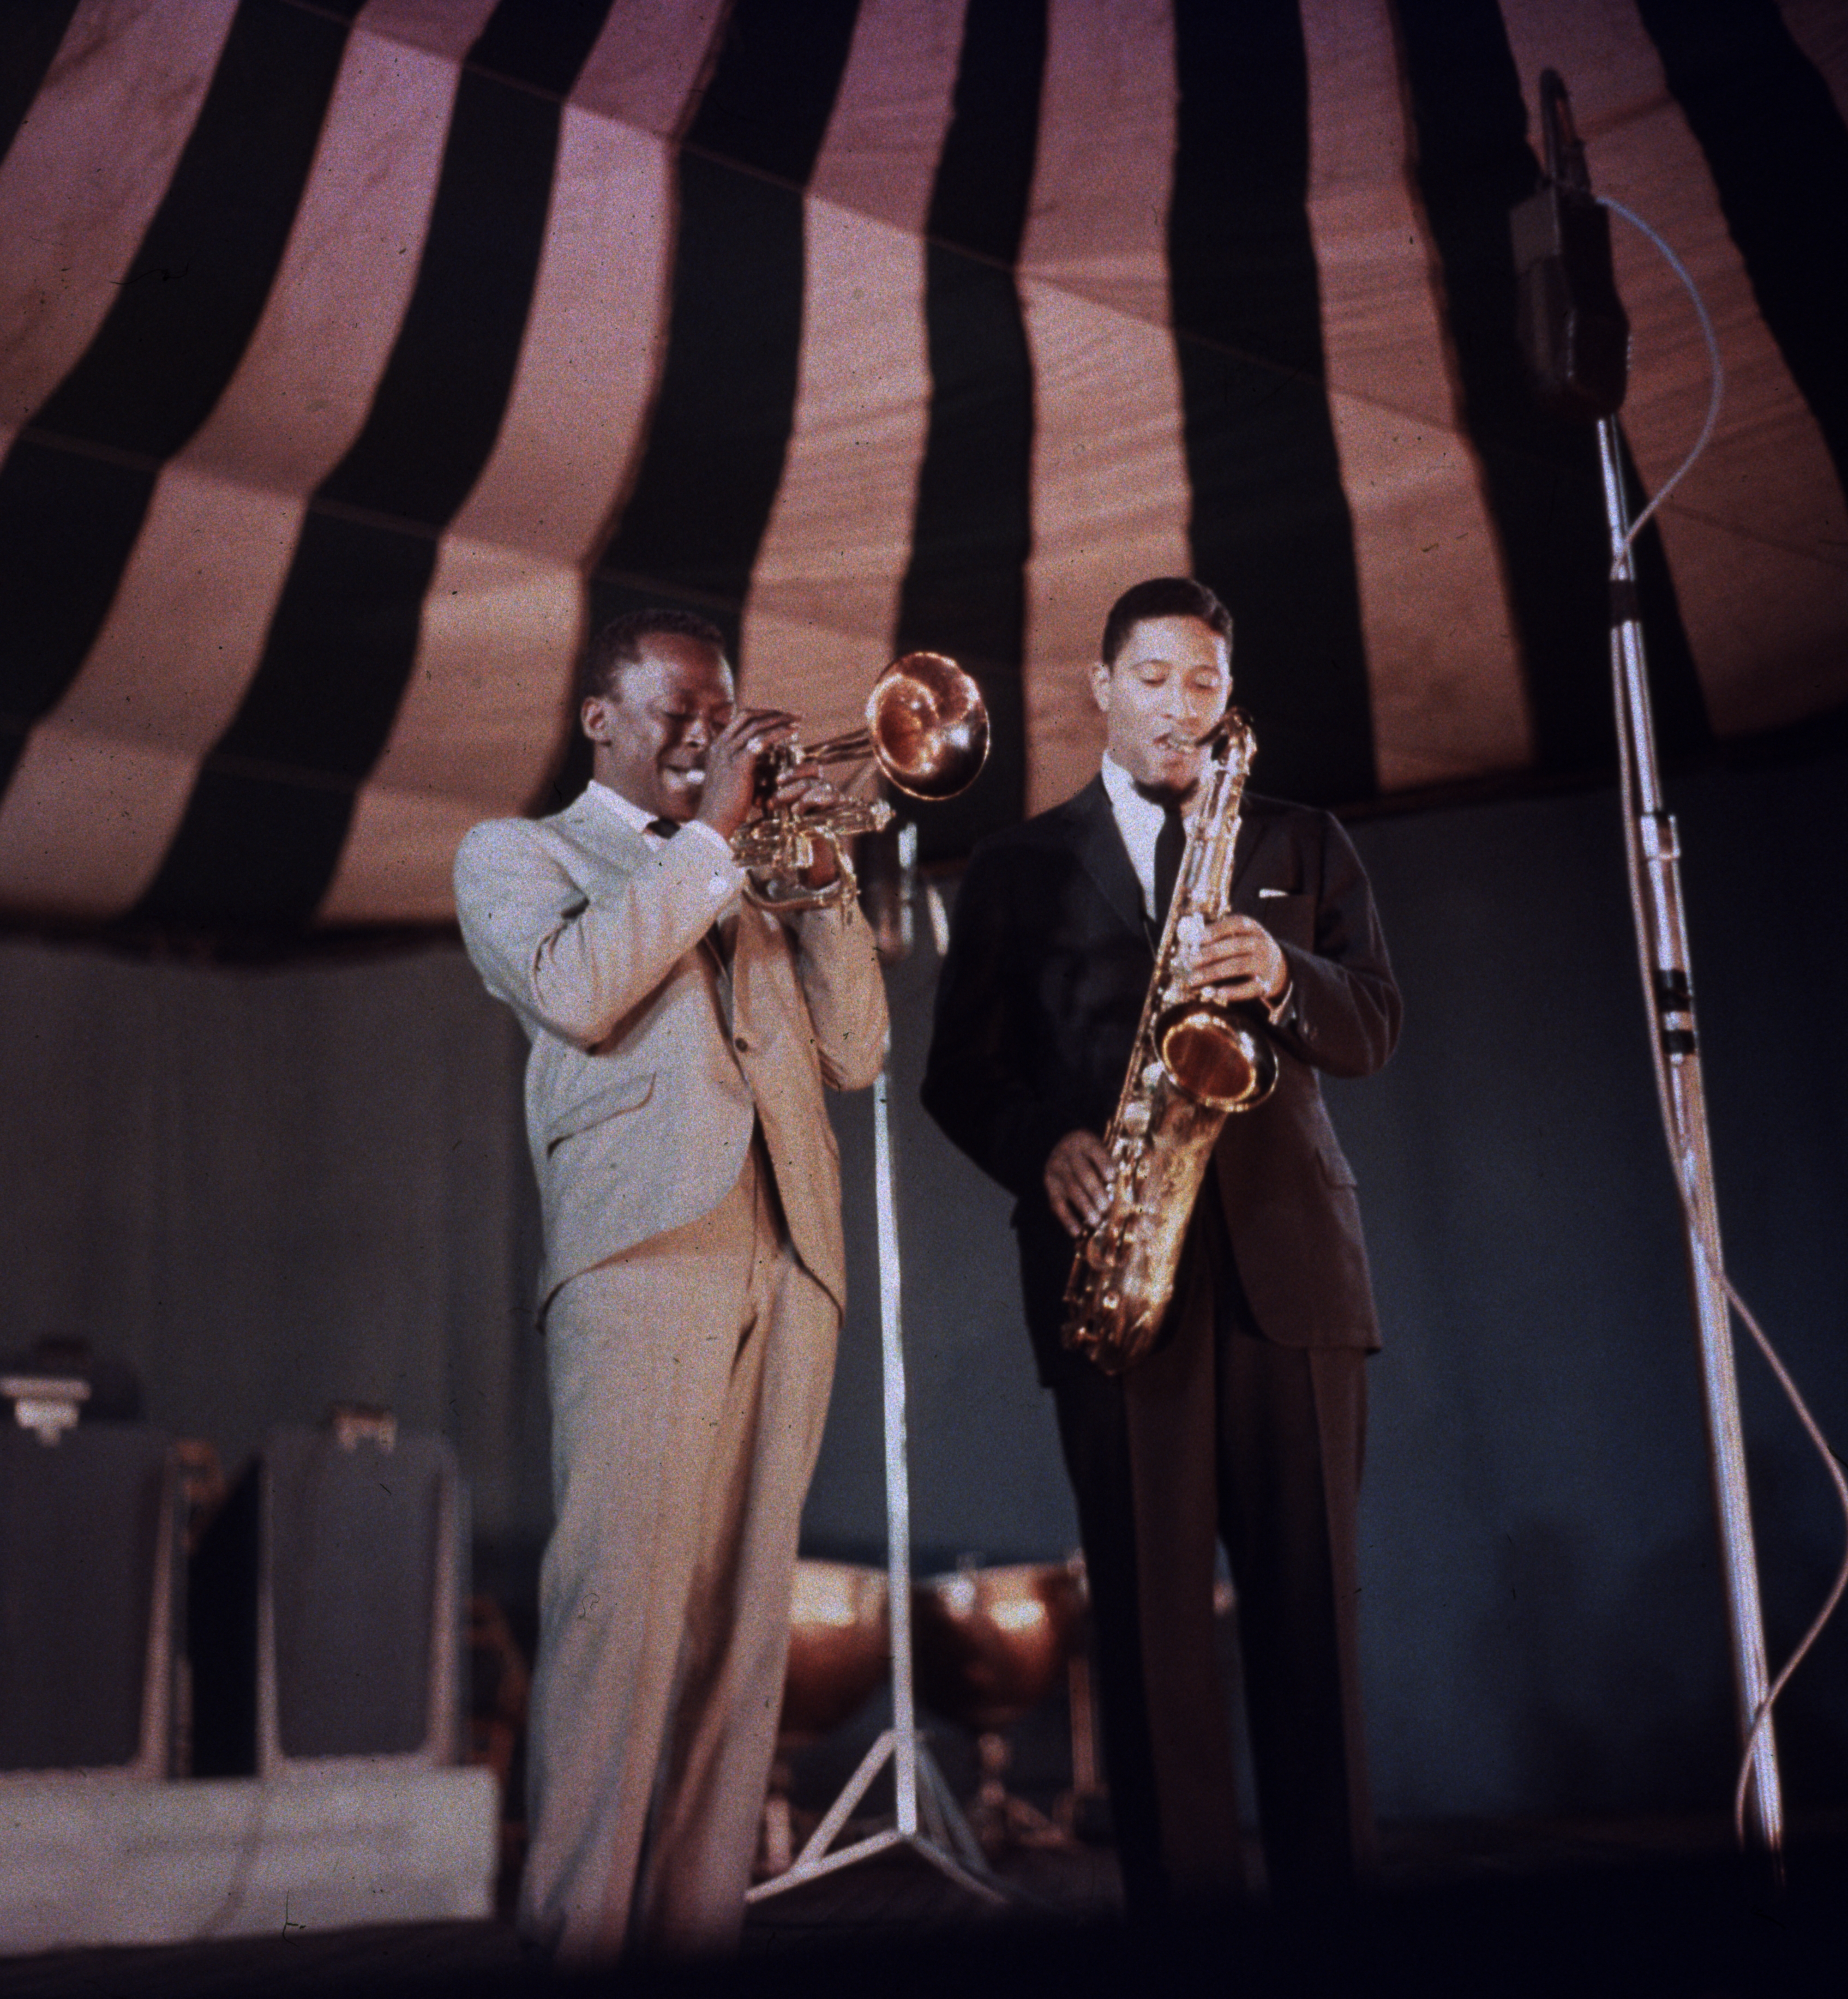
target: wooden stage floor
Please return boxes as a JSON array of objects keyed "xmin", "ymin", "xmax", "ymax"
[{"xmin": 2, "ymin": 1810, "xmax": 1843, "ymax": 1998}]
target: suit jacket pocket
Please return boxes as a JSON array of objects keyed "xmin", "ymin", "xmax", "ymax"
[
  {"xmin": 1255, "ymin": 890, "xmax": 1314, "ymax": 950},
  {"xmin": 545, "ymin": 1068, "xmax": 655, "ymax": 1151}
]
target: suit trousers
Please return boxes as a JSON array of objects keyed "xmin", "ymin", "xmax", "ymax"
[
  {"xmin": 519, "ymin": 1140, "xmax": 838, "ymax": 1960},
  {"xmin": 1050, "ymin": 1211, "xmax": 1373, "ymax": 1915}
]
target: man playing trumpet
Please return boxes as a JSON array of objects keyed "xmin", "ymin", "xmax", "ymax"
[
  {"xmin": 923, "ymin": 578, "xmax": 1399, "ymax": 1916},
  {"xmin": 454, "ymin": 608, "xmax": 888, "ymax": 1960}
]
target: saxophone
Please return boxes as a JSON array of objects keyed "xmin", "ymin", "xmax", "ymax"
[{"xmin": 1061, "ymin": 711, "xmax": 1278, "ymax": 1374}]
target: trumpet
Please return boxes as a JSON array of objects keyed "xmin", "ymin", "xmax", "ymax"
[{"xmin": 732, "ymin": 652, "xmax": 988, "ymax": 913}]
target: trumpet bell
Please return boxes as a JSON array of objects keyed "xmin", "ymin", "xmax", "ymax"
[
  {"xmin": 866, "ymin": 652, "xmax": 989, "ymax": 801},
  {"xmin": 733, "ymin": 650, "xmax": 987, "ymax": 916}
]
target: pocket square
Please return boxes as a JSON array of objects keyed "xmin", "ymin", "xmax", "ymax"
[{"xmin": 1258, "ymin": 886, "xmax": 1290, "ymax": 898}]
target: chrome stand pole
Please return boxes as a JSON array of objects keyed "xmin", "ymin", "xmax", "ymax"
[
  {"xmin": 749, "ymin": 973, "xmax": 1004, "ymax": 1905},
  {"xmin": 1596, "ymin": 418, "xmax": 1784, "ymax": 1862}
]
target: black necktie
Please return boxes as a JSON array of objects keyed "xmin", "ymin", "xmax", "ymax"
[
  {"xmin": 646, "ymin": 816, "xmax": 678, "ymax": 840},
  {"xmin": 1153, "ymin": 805, "xmax": 1185, "ymax": 928}
]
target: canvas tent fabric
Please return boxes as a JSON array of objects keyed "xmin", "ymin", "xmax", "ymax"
[{"xmin": 0, "ymin": 0, "xmax": 1842, "ymax": 933}]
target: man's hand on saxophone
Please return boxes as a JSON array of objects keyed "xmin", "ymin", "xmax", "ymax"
[
  {"xmin": 1044, "ymin": 1129, "xmax": 1113, "ymax": 1239},
  {"xmin": 1173, "ymin": 910, "xmax": 1288, "ymax": 1006}
]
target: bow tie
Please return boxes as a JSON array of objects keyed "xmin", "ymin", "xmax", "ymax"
[{"xmin": 645, "ymin": 816, "xmax": 679, "ymax": 840}]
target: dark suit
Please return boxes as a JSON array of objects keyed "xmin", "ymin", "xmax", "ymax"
[{"xmin": 922, "ymin": 774, "xmax": 1399, "ymax": 1910}]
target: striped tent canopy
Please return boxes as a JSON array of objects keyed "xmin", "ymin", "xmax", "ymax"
[{"xmin": 2, "ymin": 0, "xmax": 1843, "ymax": 935}]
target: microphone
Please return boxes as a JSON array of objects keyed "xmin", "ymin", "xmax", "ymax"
[{"xmin": 1511, "ymin": 70, "xmax": 1629, "ymax": 421}]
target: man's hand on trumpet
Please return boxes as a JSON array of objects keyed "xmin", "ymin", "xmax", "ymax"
[
  {"xmin": 693, "ymin": 708, "xmax": 843, "ymax": 892},
  {"xmin": 690, "ymin": 706, "xmax": 792, "ymax": 839},
  {"xmin": 761, "ymin": 756, "xmax": 845, "ymax": 895}
]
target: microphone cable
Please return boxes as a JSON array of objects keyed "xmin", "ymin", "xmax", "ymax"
[{"xmin": 1599, "ymin": 197, "xmax": 1725, "ymax": 575}]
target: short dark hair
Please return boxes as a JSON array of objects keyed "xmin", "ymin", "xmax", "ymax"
[
  {"xmin": 1099, "ymin": 578, "xmax": 1233, "ymax": 667},
  {"xmin": 577, "ymin": 608, "xmax": 728, "ymax": 704}
]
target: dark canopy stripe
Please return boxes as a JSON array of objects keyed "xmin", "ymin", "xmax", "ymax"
[
  {"xmin": 0, "ymin": 0, "xmax": 358, "ymax": 795},
  {"xmin": 589, "ymin": 0, "xmax": 864, "ymax": 644},
  {"xmin": 0, "ymin": 0, "xmax": 80, "ymax": 166},
  {"xmin": 0, "ymin": 0, "xmax": 1842, "ymax": 935},
  {"xmin": 894, "ymin": 0, "xmax": 1045, "ymax": 861},
  {"xmin": 136, "ymin": 0, "xmax": 613, "ymax": 927},
  {"xmin": 1638, "ymin": 0, "xmax": 1848, "ymax": 505},
  {"xmin": 1168, "ymin": 0, "xmax": 1376, "ymax": 809},
  {"xmin": 467, "ymin": 0, "xmax": 623, "ymax": 97},
  {"xmin": 1392, "ymin": 0, "xmax": 1710, "ymax": 774}
]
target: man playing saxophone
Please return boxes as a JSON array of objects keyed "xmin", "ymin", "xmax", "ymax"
[{"xmin": 921, "ymin": 578, "xmax": 1399, "ymax": 1916}]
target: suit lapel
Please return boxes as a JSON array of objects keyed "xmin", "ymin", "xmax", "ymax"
[
  {"xmin": 1227, "ymin": 796, "xmax": 1287, "ymax": 909},
  {"xmin": 555, "ymin": 789, "xmax": 649, "ymax": 878},
  {"xmin": 1227, "ymin": 800, "xmax": 1267, "ymax": 906},
  {"xmin": 1068, "ymin": 777, "xmax": 1148, "ymax": 942},
  {"xmin": 557, "ymin": 788, "xmax": 735, "ymax": 1015}
]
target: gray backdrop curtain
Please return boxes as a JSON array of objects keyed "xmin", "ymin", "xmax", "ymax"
[{"xmin": 3, "ymin": 751, "xmax": 1844, "ymax": 1821}]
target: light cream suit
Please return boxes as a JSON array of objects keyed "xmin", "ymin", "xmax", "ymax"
[{"xmin": 455, "ymin": 789, "xmax": 887, "ymax": 1958}]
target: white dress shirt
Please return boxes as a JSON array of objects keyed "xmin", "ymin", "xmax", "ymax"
[{"xmin": 1098, "ymin": 753, "xmax": 1170, "ymax": 923}]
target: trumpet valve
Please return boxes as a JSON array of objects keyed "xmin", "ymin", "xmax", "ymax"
[{"xmin": 753, "ymin": 737, "xmax": 798, "ymax": 807}]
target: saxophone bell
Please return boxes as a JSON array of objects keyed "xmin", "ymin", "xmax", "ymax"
[{"xmin": 1152, "ymin": 999, "xmax": 1278, "ymax": 1111}]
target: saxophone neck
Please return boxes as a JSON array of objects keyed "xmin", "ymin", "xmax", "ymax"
[
  {"xmin": 1205, "ymin": 704, "xmax": 1255, "ymax": 768},
  {"xmin": 1163, "ymin": 712, "xmax": 1254, "ymax": 921}
]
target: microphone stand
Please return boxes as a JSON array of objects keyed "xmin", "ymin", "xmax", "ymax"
[
  {"xmin": 1599, "ymin": 421, "xmax": 1784, "ymax": 1865},
  {"xmin": 748, "ymin": 825, "xmax": 1005, "ymax": 1908},
  {"xmin": 1520, "ymin": 68, "xmax": 1784, "ymax": 1866}
]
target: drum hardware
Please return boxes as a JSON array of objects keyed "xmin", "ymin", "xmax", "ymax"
[
  {"xmin": 912, "ymin": 1558, "xmax": 1087, "ymax": 1856},
  {"xmin": 756, "ymin": 1560, "xmax": 890, "ymax": 1879}
]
